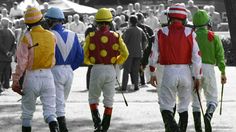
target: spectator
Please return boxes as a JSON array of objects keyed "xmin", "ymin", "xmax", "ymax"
[
  {"xmin": 187, "ymin": 0, "xmax": 199, "ymax": 17},
  {"xmin": 64, "ymin": 15, "xmax": 73, "ymax": 30},
  {"xmin": 9, "ymin": 2, "xmax": 23, "ymax": 20},
  {"xmin": 145, "ymin": 9, "xmax": 160, "ymax": 31},
  {"xmin": 70, "ymin": 14, "xmax": 86, "ymax": 34},
  {"xmin": 1, "ymin": 8, "xmax": 9, "ymax": 18},
  {"xmin": 124, "ymin": 3, "xmax": 135, "ymax": 17},
  {"xmin": 0, "ymin": 18, "xmax": 15, "ymax": 92},
  {"xmin": 134, "ymin": 2, "xmax": 142, "ymax": 14},
  {"xmin": 155, "ymin": 4, "xmax": 168, "ymax": 25},
  {"xmin": 41, "ymin": 2, "xmax": 49, "ymax": 15},
  {"xmin": 122, "ymin": 15, "xmax": 147, "ymax": 91},
  {"xmin": 136, "ymin": 13, "xmax": 154, "ymax": 86},
  {"xmin": 209, "ymin": 5, "xmax": 221, "ymax": 31}
]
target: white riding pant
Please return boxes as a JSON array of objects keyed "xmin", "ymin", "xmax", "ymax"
[
  {"xmin": 192, "ymin": 64, "xmax": 218, "ymax": 112},
  {"xmin": 159, "ymin": 65, "xmax": 192, "ymax": 113},
  {"xmin": 51, "ymin": 65, "xmax": 73, "ymax": 117},
  {"xmin": 89, "ymin": 65, "xmax": 116, "ymax": 107},
  {"xmin": 21, "ymin": 69, "xmax": 56, "ymax": 124}
]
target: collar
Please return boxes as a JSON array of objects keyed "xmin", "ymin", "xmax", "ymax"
[{"xmin": 51, "ymin": 24, "xmax": 64, "ymax": 31}]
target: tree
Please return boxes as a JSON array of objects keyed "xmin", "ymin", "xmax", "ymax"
[{"xmin": 224, "ymin": 0, "xmax": 236, "ymax": 65}]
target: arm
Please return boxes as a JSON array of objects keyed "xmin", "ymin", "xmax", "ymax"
[
  {"xmin": 71, "ymin": 34, "xmax": 84, "ymax": 70},
  {"xmin": 191, "ymin": 32, "xmax": 202, "ymax": 79},
  {"xmin": 116, "ymin": 36, "xmax": 129, "ymax": 64},
  {"xmin": 83, "ymin": 34, "xmax": 92, "ymax": 65},
  {"xmin": 214, "ymin": 35, "xmax": 227, "ymax": 84},
  {"xmin": 149, "ymin": 32, "xmax": 159, "ymax": 87}
]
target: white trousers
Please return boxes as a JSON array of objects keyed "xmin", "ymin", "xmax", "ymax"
[
  {"xmin": 159, "ymin": 65, "xmax": 192, "ymax": 113},
  {"xmin": 89, "ymin": 65, "xmax": 116, "ymax": 107},
  {"xmin": 51, "ymin": 65, "xmax": 73, "ymax": 117},
  {"xmin": 192, "ymin": 64, "xmax": 218, "ymax": 111},
  {"xmin": 21, "ymin": 69, "xmax": 56, "ymax": 123}
]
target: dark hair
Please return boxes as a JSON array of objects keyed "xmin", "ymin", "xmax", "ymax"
[
  {"xmin": 136, "ymin": 13, "xmax": 144, "ymax": 21},
  {"xmin": 129, "ymin": 15, "xmax": 138, "ymax": 26}
]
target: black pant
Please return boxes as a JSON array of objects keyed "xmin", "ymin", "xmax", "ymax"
[
  {"xmin": 0, "ymin": 62, "xmax": 11, "ymax": 88},
  {"xmin": 86, "ymin": 65, "xmax": 93, "ymax": 90}
]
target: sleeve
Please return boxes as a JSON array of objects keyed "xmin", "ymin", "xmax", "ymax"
[
  {"xmin": 149, "ymin": 31, "xmax": 159, "ymax": 76},
  {"xmin": 83, "ymin": 35, "xmax": 92, "ymax": 65},
  {"xmin": 214, "ymin": 35, "xmax": 226, "ymax": 75},
  {"xmin": 71, "ymin": 34, "xmax": 84, "ymax": 70},
  {"xmin": 12, "ymin": 35, "xmax": 29, "ymax": 82},
  {"xmin": 116, "ymin": 36, "xmax": 129, "ymax": 64},
  {"xmin": 141, "ymin": 30, "xmax": 148, "ymax": 51},
  {"xmin": 191, "ymin": 32, "xmax": 202, "ymax": 79}
]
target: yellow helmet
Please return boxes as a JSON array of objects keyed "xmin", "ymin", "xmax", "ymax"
[
  {"xmin": 95, "ymin": 8, "xmax": 112, "ymax": 22},
  {"xmin": 24, "ymin": 7, "xmax": 43, "ymax": 24}
]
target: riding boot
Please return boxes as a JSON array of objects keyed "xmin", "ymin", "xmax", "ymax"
[
  {"xmin": 48, "ymin": 121, "xmax": 60, "ymax": 132},
  {"xmin": 204, "ymin": 104, "xmax": 216, "ymax": 132},
  {"xmin": 90, "ymin": 104, "xmax": 102, "ymax": 132},
  {"xmin": 22, "ymin": 126, "xmax": 31, "ymax": 132},
  {"xmin": 161, "ymin": 110, "xmax": 180, "ymax": 132},
  {"xmin": 101, "ymin": 107, "xmax": 112, "ymax": 132},
  {"xmin": 57, "ymin": 116, "xmax": 68, "ymax": 132},
  {"xmin": 193, "ymin": 112, "xmax": 202, "ymax": 132},
  {"xmin": 178, "ymin": 111, "xmax": 188, "ymax": 132}
]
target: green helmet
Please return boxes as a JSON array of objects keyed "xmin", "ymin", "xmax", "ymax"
[{"xmin": 193, "ymin": 10, "xmax": 210, "ymax": 27}]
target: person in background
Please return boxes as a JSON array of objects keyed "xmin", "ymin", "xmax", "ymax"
[
  {"xmin": 41, "ymin": 2, "xmax": 49, "ymax": 15},
  {"xmin": 145, "ymin": 9, "xmax": 160, "ymax": 31},
  {"xmin": 45, "ymin": 7, "xmax": 84, "ymax": 132},
  {"xmin": 83, "ymin": 8, "xmax": 129, "ymax": 132},
  {"xmin": 70, "ymin": 14, "xmax": 86, "ymax": 34},
  {"xmin": 122, "ymin": 15, "xmax": 147, "ymax": 91},
  {"xmin": 149, "ymin": 4, "xmax": 202, "ymax": 132},
  {"xmin": 192, "ymin": 10, "xmax": 227, "ymax": 132},
  {"xmin": 0, "ymin": 18, "xmax": 15, "ymax": 92},
  {"xmin": 12, "ymin": 7, "xmax": 59, "ymax": 132},
  {"xmin": 9, "ymin": 1, "xmax": 23, "ymax": 20},
  {"xmin": 186, "ymin": 0, "xmax": 199, "ymax": 17},
  {"xmin": 208, "ymin": 5, "xmax": 221, "ymax": 31},
  {"xmin": 64, "ymin": 15, "xmax": 73, "ymax": 30},
  {"xmin": 136, "ymin": 13, "xmax": 154, "ymax": 86}
]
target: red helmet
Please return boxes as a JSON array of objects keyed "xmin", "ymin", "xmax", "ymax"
[{"xmin": 168, "ymin": 4, "xmax": 187, "ymax": 20}]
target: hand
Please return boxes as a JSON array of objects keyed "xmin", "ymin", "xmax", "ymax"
[
  {"xmin": 221, "ymin": 74, "xmax": 227, "ymax": 84},
  {"xmin": 193, "ymin": 79, "xmax": 201, "ymax": 93},
  {"xmin": 150, "ymin": 76, "xmax": 158, "ymax": 87},
  {"xmin": 6, "ymin": 51, "xmax": 13, "ymax": 57},
  {"xmin": 12, "ymin": 81, "xmax": 23, "ymax": 95}
]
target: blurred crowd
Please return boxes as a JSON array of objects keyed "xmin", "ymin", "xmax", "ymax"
[{"xmin": 0, "ymin": 0, "xmax": 231, "ymax": 92}]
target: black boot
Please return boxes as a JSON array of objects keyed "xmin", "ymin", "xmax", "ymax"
[
  {"xmin": 161, "ymin": 110, "xmax": 180, "ymax": 132},
  {"xmin": 204, "ymin": 104, "xmax": 216, "ymax": 132},
  {"xmin": 90, "ymin": 104, "xmax": 102, "ymax": 132},
  {"xmin": 178, "ymin": 111, "xmax": 188, "ymax": 132},
  {"xmin": 57, "ymin": 116, "xmax": 68, "ymax": 132},
  {"xmin": 48, "ymin": 121, "xmax": 60, "ymax": 132},
  {"xmin": 22, "ymin": 126, "xmax": 31, "ymax": 132},
  {"xmin": 101, "ymin": 107, "xmax": 112, "ymax": 132},
  {"xmin": 193, "ymin": 112, "xmax": 202, "ymax": 132}
]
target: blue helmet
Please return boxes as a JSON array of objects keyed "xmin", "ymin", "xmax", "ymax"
[{"xmin": 45, "ymin": 7, "xmax": 65, "ymax": 20}]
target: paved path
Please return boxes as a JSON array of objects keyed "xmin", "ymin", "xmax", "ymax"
[{"xmin": 0, "ymin": 67, "xmax": 236, "ymax": 132}]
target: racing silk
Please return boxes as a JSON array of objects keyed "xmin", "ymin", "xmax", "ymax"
[
  {"xmin": 195, "ymin": 27, "xmax": 226, "ymax": 75},
  {"xmin": 51, "ymin": 24, "xmax": 84, "ymax": 70},
  {"xmin": 13, "ymin": 25, "xmax": 56, "ymax": 82},
  {"xmin": 83, "ymin": 26, "xmax": 129, "ymax": 65},
  {"xmin": 149, "ymin": 22, "xmax": 202, "ymax": 79}
]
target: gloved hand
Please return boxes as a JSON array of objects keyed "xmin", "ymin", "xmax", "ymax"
[
  {"xmin": 12, "ymin": 81, "xmax": 23, "ymax": 95},
  {"xmin": 150, "ymin": 76, "xmax": 158, "ymax": 87},
  {"xmin": 193, "ymin": 79, "xmax": 201, "ymax": 93},
  {"xmin": 221, "ymin": 74, "xmax": 227, "ymax": 84}
]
